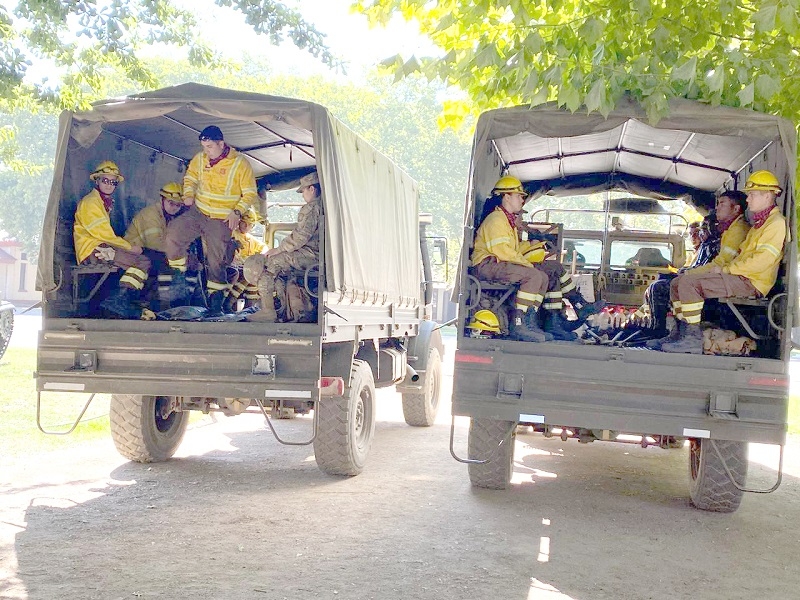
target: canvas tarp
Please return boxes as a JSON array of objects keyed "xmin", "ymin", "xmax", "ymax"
[
  {"xmin": 456, "ymin": 97, "xmax": 797, "ymax": 296},
  {"xmin": 37, "ymin": 83, "xmax": 420, "ymax": 307}
]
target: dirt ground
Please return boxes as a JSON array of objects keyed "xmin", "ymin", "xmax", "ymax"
[{"xmin": 2, "ymin": 328, "xmax": 800, "ymax": 599}]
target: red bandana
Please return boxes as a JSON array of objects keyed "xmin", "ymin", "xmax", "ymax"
[
  {"xmin": 716, "ymin": 216, "xmax": 736, "ymax": 233},
  {"xmin": 208, "ymin": 144, "xmax": 231, "ymax": 168},
  {"xmin": 750, "ymin": 206, "xmax": 774, "ymax": 229},
  {"xmin": 498, "ymin": 205, "xmax": 518, "ymax": 230},
  {"xmin": 98, "ymin": 189, "xmax": 114, "ymax": 213}
]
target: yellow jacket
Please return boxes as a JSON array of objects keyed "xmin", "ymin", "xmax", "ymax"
[
  {"xmin": 73, "ymin": 189, "xmax": 132, "ymax": 263},
  {"xmin": 124, "ymin": 203, "xmax": 167, "ymax": 252},
  {"xmin": 232, "ymin": 230, "xmax": 267, "ymax": 265},
  {"xmin": 471, "ymin": 207, "xmax": 531, "ymax": 268},
  {"xmin": 724, "ymin": 207, "xmax": 785, "ymax": 296},
  {"xmin": 693, "ymin": 215, "xmax": 750, "ymax": 274},
  {"xmin": 184, "ymin": 148, "xmax": 258, "ymax": 220}
]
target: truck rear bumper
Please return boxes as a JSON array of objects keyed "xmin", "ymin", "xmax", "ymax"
[{"xmin": 453, "ymin": 344, "xmax": 788, "ymax": 446}]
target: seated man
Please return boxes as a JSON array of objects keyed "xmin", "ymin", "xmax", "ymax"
[
  {"xmin": 124, "ymin": 182, "xmax": 189, "ymax": 311},
  {"xmin": 472, "ymin": 176, "xmax": 600, "ymax": 342},
  {"xmin": 637, "ymin": 192, "xmax": 748, "ymax": 342},
  {"xmin": 625, "ymin": 247, "xmax": 671, "ymax": 268},
  {"xmin": 244, "ymin": 171, "xmax": 322, "ymax": 323},
  {"xmin": 660, "ymin": 172, "xmax": 784, "ymax": 354},
  {"xmin": 224, "ymin": 207, "xmax": 267, "ymax": 312},
  {"xmin": 73, "ymin": 160, "xmax": 151, "ymax": 318}
]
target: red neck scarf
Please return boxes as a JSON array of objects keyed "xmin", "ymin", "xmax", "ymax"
[
  {"xmin": 498, "ymin": 205, "xmax": 518, "ymax": 230},
  {"xmin": 208, "ymin": 144, "xmax": 231, "ymax": 168},
  {"xmin": 97, "ymin": 188, "xmax": 114, "ymax": 213},
  {"xmin": 750, "ymin": 206, "xmax": 774, "ymax": 229},
  {"xmin": 716, "ymin": 215, "xmax": 736, "ymax": 233}
]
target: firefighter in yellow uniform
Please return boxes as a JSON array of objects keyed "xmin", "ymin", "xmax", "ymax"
[
  {"xmin": 661, "ymin": 171, "xmax": 785, "ymax": 354},
  {"xmin": 73, "ymin": 160, "xmax": 151, "ymax": 318},
  {"xmin": 165, "ymin": 125, "xmax": 258, "ymax": 315},
  {"xmin": 224, "ymin": 207, "xmax": 267, "ymax": 312},
  {"xmin": 471, "ymin": 176, "xmax": 552, "ymax": 342},
  {"xmin": 125, "ymin": 182, "xmax": 197, "ymax": 311}
]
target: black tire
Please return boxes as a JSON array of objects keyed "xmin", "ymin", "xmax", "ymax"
[
  {"xmin": 468, "ymin": 418, "xmax": 516, "ymax": 490},
  {"xmin": 0, "ymin": 307, "xmax": 13, "ymax": 360},
  {"xmin": 110, "ymin": 394, "xmax": 188, "ymax": 463},
  {"xmin": 314, "ymin": 360, "xmax": 376, "ymax": 476},
  {"xmin": 688, "ymin": 438, "xmax": 747, "ymax": 513},
  {"xmin": 401, "ymin": 347, "xmax": 442, "ymax": 427}
]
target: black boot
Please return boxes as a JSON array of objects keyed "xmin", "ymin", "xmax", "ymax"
[
  {"xmin": 661, "ymin": 323, "xmax": 704, "ymax": 354},
  {"xmin": 542, "ymin": 311, "xmax": 578, "ymax": 341},
  {"xmin": 169, "ymin": 269, "xmax": 189, "ymax": 308},
  {"xmin": 100, "ymin": 287, "xmax": 137, "ymax": 319},
  {"xmin": 566, "ymin": 290, "xmax": 605, "ymax": 321},
  {"xmin": 206, "ymin": 291, "xmax": 226, "ymax": 317},
  {"xmin": 645, "ymin": 319, "xmax": 685, "ymax": 350},
  {"xmin": 510, "ymin": 309, "xmax": 552, "ymax": 342}
]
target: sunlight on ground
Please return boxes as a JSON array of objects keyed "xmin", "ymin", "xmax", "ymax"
[{"xmin": 527, "ymin": 578, "xmax": 579, "ymax": 599}]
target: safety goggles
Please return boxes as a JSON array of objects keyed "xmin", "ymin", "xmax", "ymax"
[{"xmin": 99, "ymin": 177, "xmax": 119, "ymax": 187}]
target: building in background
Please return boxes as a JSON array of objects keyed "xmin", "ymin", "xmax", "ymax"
[{"xmin": 0, "ymin": 241, "xmax": 39, "ymax": 303}]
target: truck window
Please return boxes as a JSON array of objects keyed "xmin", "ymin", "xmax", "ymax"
[
  {"xmin": 562, "ymin": 238, "xmax": 601, "ymax": 269},
  {"xmin": 610, "ymin": 241, "xmax": 673, "ymax": 269}
]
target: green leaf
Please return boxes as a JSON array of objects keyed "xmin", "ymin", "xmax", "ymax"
[
  {"xmin": 755, "ymin": 74, "xmax": 781, "ymax": 100},
  {"xmin": 779, "ymin": 5, "xmax": 799, "ymax": 36},
  {"xmin": 529, "ymin": 85, "xmax": 549, "ymax": 107},
  {"xmin": 670, "ymin": 57, "xmax": 697, "ymax": 83},
  {"xmin": 585, "ymin": 78, "xmax": 605, "ymax": 113},
  {"xmin": 578, "ymin": 17, "xmax": 604, "ymax": 46},
  {"xmin": 558, "ymin": 83, "xmax": 581, "ymax": 112},
  {"xmin": 706, "ymin": 67, "xmax": 724, "ymax": 93},
  {"xmin": 737, "ymin": 83, "xmax": 754, "ymax": 106},
  {"xmin": 752, "ymin": 6, "xmax": 778, "ymax": 33}
]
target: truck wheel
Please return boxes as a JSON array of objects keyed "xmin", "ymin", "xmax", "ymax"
[
  {"xmin": 401, "ymin": 347, "xmax": 442, "ymax": 427},
  {"xmin": 314, "ymin": 360, "xmax": 376, "ymax": 476},
  {"xmin": 0, "ymin": 308, "xmax": 13, "ymax": 360},
  {"xmin": 468, "ymin": 418, "xmax": 516, "ymax": 490},
  {"xmin": 688, "ymin": 438, "xmax": 747, "ymax": 513},
  {"xmin": 110, "ymin": 394, "xmax": 188, "ymax": 463}
]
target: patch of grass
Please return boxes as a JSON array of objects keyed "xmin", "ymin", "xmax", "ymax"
[{"xmin": 0, "ymin": 347, "xmax": 112, "ymax": 457}]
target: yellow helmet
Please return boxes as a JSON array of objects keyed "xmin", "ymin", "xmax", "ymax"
[
  {"xmin": 492, "ymin": 175, "xmax": 525, "ymax": 196},
  {"xmin": 90, "ymin": 160, "xmax": 124, "ymax": 183},
  {"xmin": 522, "ymin": 245, "xmax": 546, "ymax": 264},
  {"xmin": 744, "ymin": 170, "xmax": 782, "ymax": 194},
  {"xmin": 241, "ymin": 207, "xmax": 259, "ymax": 225},
  {"xmin": 468, "ymin": 309, "xmax": 501, "ymax": 333},
  {"xmin": 159, "ymin": 182, "xmax": 183, "ymax": 202}
]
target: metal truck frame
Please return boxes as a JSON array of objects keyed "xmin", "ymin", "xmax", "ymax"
[
  {"xmin": 35, "ymin": 83, "xmax": 443, "ymax": 476},
  {"xmin": 451, "ymin": 97, "xmax": 796, "ymax": 512}
]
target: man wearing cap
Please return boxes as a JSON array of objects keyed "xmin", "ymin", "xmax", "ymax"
[
  {"xmin": 165, "ymin": 125, "xmax": 258, "ymax": 315},
  {"xmin": 660, "ymin": 171, "xmax": 785, "ymax": 354},
  {"xmin": 74, "ymin": 160, "xmax": 152, "ymax": 318},
  {"xmin": 244, "ymin": 171, "xmax": 322, "ymax": 322}
]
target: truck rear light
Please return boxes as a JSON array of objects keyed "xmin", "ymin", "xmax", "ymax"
[
  {"xmin": 747, "ymin": 376, "xmax": 788, "ymax": 387},
  {"xmin": 455, "ymin": 351, "xmax": 493, "ymax": 365},
  {"xmin": 318, "ymin": 376, "xmax": 344, "ymax": 396}
]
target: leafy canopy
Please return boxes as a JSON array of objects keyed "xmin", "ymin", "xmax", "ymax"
[
  {"xmin": 0, "ymin": 0, "xmax": 342, "ymax": 110},
  {"xmin": 355, "ymin": 0, "xmax": 800, "ymax": 126}
]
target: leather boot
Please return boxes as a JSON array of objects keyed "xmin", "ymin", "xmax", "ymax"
[
  {"xmin": 247, "ymin": 296, "xmax": 278, "ymax": 323},
  {"xmin": 509, "ymin": 309, "xmax": 551, "ymax": 342},
  {"xmin": 542, "ymin": 310, "xmax": 578, "ymax": 341},
  {"xmin": 100, "ymin": 287, "xmax": 135, "ymax": 318},
  {"xmin": 206, "ymin": 291, "xmax": 226, "ymax": 317},
  {"xmin": 168, "ymin": 269, "xmax": 189, "ymax": 308},
  {"xmin": 566, "ymin": 290, "xmax": 605, "ymax": 321},
  {"xmin": 645, "ymin": 319, "xmax": 685, "ymax": 350},
  {"xmin": 661, "ymin": 323, "xmax": 704, "ymax": 354}
]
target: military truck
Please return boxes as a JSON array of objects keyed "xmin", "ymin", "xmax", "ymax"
[
  {"xmin": 35, "ymin": 83, "xmax": 443, "ymax": 476},
  {"xmin": 0, "ymin": 300, "xmax": 14, "ymax": 360},
  {"xmin": 451, "ymin": 97, "xmax": 796, "ymax": 512}
]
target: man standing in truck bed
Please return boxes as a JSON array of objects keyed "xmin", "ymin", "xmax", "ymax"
[
  {"xmin": 165, "ymin": 125, "xmax": 258, "ymax": 316},
  {"xmin": 660, "ymin": 171, "xmax": 785, "ymax": 354}
]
